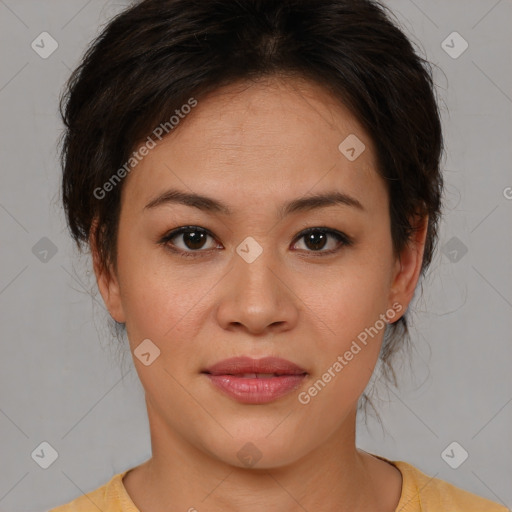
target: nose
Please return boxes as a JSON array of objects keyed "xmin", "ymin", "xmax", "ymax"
[{"xmin": 215, "ymin": 242, "xmax": 299, "ymax": 336}]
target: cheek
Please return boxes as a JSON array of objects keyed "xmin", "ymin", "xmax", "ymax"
[
  {"xmin": 297, "ymin": 272, "xmax": 391, "ymax": 416},
  {"xmin": 297, "ymin": 250, "xmax": 394, "ymax": 397},
  {"xmin": 120, "ymin": 270, "xmax": 205, "ymax": 346},
  {"xmin": 304, "ymin": 254, "xmax": 394, "ymax": 341},
  {"xmin": 114, "ymin": 230, "xmax": 191, "ymax": 342}
]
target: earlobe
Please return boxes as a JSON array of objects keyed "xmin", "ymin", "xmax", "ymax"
[
  {"xmin": 89, "ymin": 223, "xmax": 126, "ymax": 324},
  {"xmin": 388, "ymin": 215, "xmax": 429, "ymax": 318}
]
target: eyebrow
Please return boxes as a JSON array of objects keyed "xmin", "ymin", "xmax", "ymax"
[{"xmin": 144, "ymin": 188, "xmax": 364, "ymax": 218}]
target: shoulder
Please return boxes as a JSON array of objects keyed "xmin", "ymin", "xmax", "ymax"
[
  {"xmin": 392, "ymin": 459, "xmax": 509, "ymax": 512},
  {"xmin": 47, "ymin": 470, "xmax": 136, "ymax": 512}
]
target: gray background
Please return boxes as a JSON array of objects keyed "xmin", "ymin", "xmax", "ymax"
[{"xmin": 1, "ymin": 0, "xmax": 511, "ymax": 510}]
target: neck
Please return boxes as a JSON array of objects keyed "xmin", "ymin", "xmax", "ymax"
[{"xmin": 123, "ymin": 402, "xmax": 400, "ymax": 512}]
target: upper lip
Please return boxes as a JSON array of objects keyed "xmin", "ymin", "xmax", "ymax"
[{"xmin": 203, "ymin": 356, "xmax": 308, "ymax": 376}]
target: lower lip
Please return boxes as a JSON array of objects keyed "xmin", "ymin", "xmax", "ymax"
[{"xmin": 205, "ymin": 374, "xmax": 307, "ymax": 404}]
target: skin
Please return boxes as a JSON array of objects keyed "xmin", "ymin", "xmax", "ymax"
[{"xmin": 92, "ymin": 75, "xmax": 428, "ymax": 511}]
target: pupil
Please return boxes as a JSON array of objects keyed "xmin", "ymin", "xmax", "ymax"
[
  {"xmin": 306, "ymin": 232, "xmax": 326, "ymax": 251},
  {"xmin": 184, "ymin": 231, "xmax": 206, "ymax": 250}
]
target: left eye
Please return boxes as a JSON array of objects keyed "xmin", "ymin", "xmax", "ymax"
[
  {"xmin": 292, "ymin": 227, "xmax": 351, "ymax": 253},
  {"xmin": 159, "ymin": 226, "xmax": 351, "ymax": 256}
]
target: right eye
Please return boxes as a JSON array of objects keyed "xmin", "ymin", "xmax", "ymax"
[{"xmin": 159, "ymin": 226, "xmax": 221, "ymax": 257}]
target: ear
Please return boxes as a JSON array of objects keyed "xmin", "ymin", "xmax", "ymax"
[
  {"xmin": 388, "ymin": 215, "xmax": 429, "ymax": 321},
  {"xmin": 90, "ymin": 220, "xmax": 126, "ymax": 323}
]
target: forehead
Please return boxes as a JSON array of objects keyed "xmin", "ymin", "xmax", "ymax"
[
  {"xmin": 121, "ymin": 75, "xmax": 385, "ymax": 215},
  {"xmin": 170, "ymin": 75, "xmax": 371, "ymax": 158}
]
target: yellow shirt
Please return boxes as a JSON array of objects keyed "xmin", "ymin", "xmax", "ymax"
[{"xmin": 48, "ymin": 458, "xmax": 509, "ymax": 511}]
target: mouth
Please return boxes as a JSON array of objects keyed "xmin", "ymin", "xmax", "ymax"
[
  {"xmin": 212, "ymin": 372, "xmax": 300, "ymax": 378},
  {"xmin": 202, "ymin": 356, "xmax": 308, "ymax": 404}
]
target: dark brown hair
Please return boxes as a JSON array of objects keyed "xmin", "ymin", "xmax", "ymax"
[{"xmin": 59, "ymin": 0, "xmax": 444, "ymax": 406}]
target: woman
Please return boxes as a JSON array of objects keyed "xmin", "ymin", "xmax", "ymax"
[{"xmin": 50, "ymin": 0, "xmax": 508, "ymax": 510}]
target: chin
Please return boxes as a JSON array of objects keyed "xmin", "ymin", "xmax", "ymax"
[{"xmin": 205, "ymin": 428, "xmax": 311, "ymax": 470}]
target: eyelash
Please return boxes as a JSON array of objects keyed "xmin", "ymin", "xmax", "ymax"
[{"xmin": 158, "ymin": 225, "xmax": 353, "ymax": 259}]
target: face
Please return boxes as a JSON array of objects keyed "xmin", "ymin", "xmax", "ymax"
[{"xmin": 95, "ymin": 75, "xmax": 426, "ymax": 469}]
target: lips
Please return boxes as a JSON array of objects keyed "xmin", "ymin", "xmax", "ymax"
[
  {"xmin": 203, "ymin": 356, "xmax": 307, "ymax": 376},
  {"xmin": 202, "ymin": 356, "xmax": 308, "ymax": 404}
]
